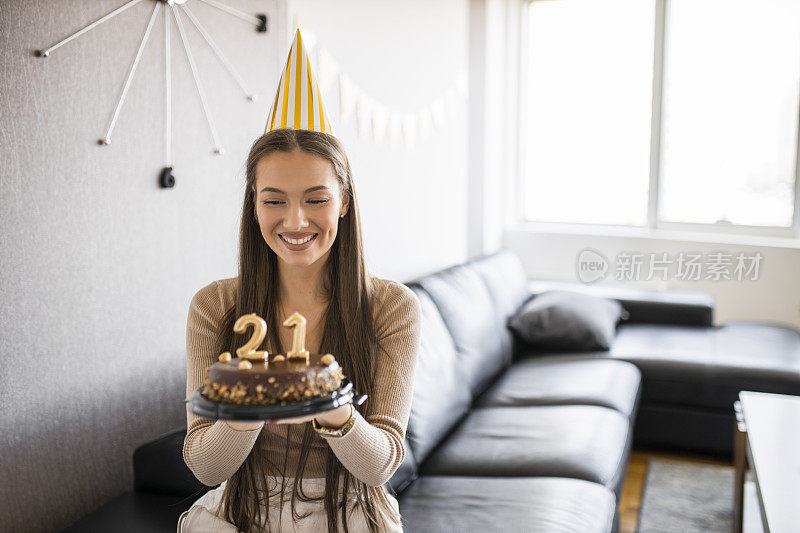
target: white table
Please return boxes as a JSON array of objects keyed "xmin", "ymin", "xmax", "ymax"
[{"xmin": 734, "ymin": 391, "xmax": 800, "ymax": 533}]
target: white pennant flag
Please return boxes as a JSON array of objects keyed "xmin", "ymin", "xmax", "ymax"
[
  {"xmin": 317, "ymin": 47, "xmax": 339, "ymax": 96},
  {"xmin": 356, "ymin": 94, "xmax": 374, "ymax": 140},
  {"xmin": 291, "ymin": 15, "xmax": 317, "ymax": 52},
  {"xmin": 419, "ymin": 108, "xmax": 433, "ymax": 139},
  {"xmin": 402, "ymin": 113, "xmax": 418, "ymax": 150},
  {"xmin": 300, "ymin": 29, "xmax": 318, "ymax": 55},
  {"xmin": 339, "ymin": 74, "xmax": 359, "ymax": 126},
  {"xmin": 388, "ymin": 112, "xmax": 402, "ymax": 147},
  {"xmin": 372, "ymin": 104, "xmax": 388, "ymax": 144}
]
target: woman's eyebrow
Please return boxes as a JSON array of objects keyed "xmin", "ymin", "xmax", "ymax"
[{"xmin": 259, "ymin": 185, "xmax": 330, "ymax": 193}]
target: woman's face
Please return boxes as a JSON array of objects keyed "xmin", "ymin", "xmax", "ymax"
[{"xmin": 253, "ymin": 150, "xmax": 348, "ymax": 269}]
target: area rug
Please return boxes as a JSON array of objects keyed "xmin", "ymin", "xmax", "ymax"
[{"xmin": 637, "ymin": 459, "xmax": 735, "ymax": 533}]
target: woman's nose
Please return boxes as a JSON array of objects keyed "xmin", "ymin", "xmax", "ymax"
[{"xmin": 285, "ymin": 203, "xmax": 309, "ymax": 229}]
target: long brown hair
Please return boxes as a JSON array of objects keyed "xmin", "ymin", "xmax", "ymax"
[{"xmin": 215, "ymin": 129, "xmax": 399, "ymax": 532}]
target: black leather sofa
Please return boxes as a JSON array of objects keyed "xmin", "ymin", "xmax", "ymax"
[
  {"xmin": 65, "ymin": 249, "xmax": 800, "ymax": 532},
  {"xmin": 523, "ymin": 280, "xmax": 800, "ymax": 457}
]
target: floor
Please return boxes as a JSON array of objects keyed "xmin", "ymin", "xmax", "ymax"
[{"xmin": 618, "ymin": 449, "xmax": 732, "ymax": 533}]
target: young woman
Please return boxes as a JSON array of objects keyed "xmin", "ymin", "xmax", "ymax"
[{"xmin": 178, "ymin": 128, "xmax": 421, "ymax": 532}]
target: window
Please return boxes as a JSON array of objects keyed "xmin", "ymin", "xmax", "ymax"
[{"xmin": 520, "ymin": 0, "xmax": 800, "ymax": 235}]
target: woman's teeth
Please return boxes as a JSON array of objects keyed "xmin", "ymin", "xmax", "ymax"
[{"xmin": 281, "ymin": 234, "xmax": 316, "ymax": 245}]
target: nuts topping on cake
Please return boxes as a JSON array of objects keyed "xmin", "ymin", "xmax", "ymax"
[
  {"xmin": 321, "ymin": 354, "xmax": 335, "ymax": 365},
  {"xmin": 238, "ymin": 360, "xmax": 253, "ymax": 370},
  {"xmin": 273, "ymin": 355, "xmax": 285, "ymax": 362},
  {"xmin": 219, "ymin": 352, "xmax": 232, "ymax": 363}
]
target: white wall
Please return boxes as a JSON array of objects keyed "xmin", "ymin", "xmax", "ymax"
[{"xmin": 292, "ymin": 0, "xmax": 470, "ymax": 281}]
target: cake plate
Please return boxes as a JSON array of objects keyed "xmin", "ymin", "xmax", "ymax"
[{"xmin": 185, "ymin": 378, "xmax": 367, "ymax": 421}]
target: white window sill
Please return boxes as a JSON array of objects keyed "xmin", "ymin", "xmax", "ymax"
[{"xmin": 508, "ymin": 221, "xmax": 800, "ymax": 250}]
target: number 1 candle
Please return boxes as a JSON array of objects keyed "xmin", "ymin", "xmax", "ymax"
[{"xmin": 283, "ymin": 312, "xmax": 310, "ymax": 364}]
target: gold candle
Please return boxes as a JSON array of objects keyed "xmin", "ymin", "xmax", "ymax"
[
  {"xmin": 283, "ymin": 312, "xmax": 310, "ymax": 364},
  {"xmin": 232, "ymin": 313, "xmax": 269, "ymax": 362}
]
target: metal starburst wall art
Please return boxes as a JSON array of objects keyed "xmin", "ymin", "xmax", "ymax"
[{"xmin": 35, "ymin": 0, "xmax": 268, "ymax": 188}]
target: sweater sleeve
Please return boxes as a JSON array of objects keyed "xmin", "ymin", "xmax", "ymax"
[
  {"xmin": 183, "ymin": 280, "xmax": 263, "ymax": 487},
  {"xmin": 321, "ymin": 281, "xmax": 421, "ymax": 487}
]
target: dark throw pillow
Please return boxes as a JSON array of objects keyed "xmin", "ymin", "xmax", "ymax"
[{"xmin": 508, "ymin": 290, "xmax": 630, "ymax": 350}]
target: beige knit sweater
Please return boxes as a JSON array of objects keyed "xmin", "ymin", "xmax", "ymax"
[{"xmin": 183, "ymin": 276, "xmax": 421, "ymax": 488}]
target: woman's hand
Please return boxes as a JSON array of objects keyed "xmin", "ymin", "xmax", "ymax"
[
  {"xmin": 313, "ymin": 404, "xmax": 353, "ymax": 428},
  {"xmin": 225, "ymin": 420, "xmax": 265, "ymax": 431},
  {"xmin": 269, "ymin": 404, "xmax": 352, "ymax": 427},
  {"xmin": 269, "ymin": 413, "xmax": 319, "ymax": 425}
]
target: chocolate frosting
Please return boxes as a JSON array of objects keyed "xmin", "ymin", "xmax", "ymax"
[{"xmin": 203, "ymin": 352, "xmax": 343, "ymax": 405}]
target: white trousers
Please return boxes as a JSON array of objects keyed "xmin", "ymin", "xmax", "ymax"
[{"xmin": 177, "ymin": 477, "xmax": 403, "ymax": 533}]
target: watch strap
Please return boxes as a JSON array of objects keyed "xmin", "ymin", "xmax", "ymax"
[{"xmin": 312, "ymin": 404, "xmax": 356, "ymax": 437}]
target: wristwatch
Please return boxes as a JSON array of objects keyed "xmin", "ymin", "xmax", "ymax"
[{"xmin": 312, "ymin": 404, "xmax": 356, "ymax": 437}]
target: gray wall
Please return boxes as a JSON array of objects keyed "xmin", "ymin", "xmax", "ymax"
[
  {"xmin": 1, "ymin": 1, "xmax": 282, "ymax": 529},
  {"xmin": 0, "ymin": 0, "xmax": 469, "ymax": 530}
]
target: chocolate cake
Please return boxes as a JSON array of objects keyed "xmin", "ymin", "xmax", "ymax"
[
  {"xmin": 202, "ymin": 352, "xmax": 344, "ymax": 405},
  {"xmin": 201, "ymin": 311, "xmax": 345, "ymax": 405}
]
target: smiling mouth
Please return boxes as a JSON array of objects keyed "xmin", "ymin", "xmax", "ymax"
[{"xmin": 279, "ymin": 233, "xmax": 318, "ymax": 245}]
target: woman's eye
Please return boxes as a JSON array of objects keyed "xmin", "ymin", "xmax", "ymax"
[
  {"xmin": 262, "ymin": 200, "xmax": 284, "ymax": 205},
  {"xmin": 307, "ymin": 199, "xmax": 329, "ymax": 205}
]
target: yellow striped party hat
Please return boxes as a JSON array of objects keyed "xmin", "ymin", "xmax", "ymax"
[{"xmin": 264, "ymin": 29, "xmax": 334, "ymax": 136}]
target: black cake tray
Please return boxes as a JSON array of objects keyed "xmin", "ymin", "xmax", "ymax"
[{"xmin": 185, "ymin": 378, "xmax": 367, "ymax": 421}]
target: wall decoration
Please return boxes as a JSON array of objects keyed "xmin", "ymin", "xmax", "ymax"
[
  {"xmin": 35, "ymin": 0, "xmax": 268, "ymax": 188},
  {"xmin": 295, "ymin": 23, "xmax": 468, "ymax": 150}
]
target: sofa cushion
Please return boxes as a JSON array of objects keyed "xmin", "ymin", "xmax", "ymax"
[
  {"xmin": 385, "ymin": 438, "xmax": 418, "ymax": 496},
  {"xmin": 62, "ymin": 492, "xmax": 194, "ymax": 532},
  {"xmin": 633, "ymin": 403, "xmax": 735, "ymax": 455},
  {"xmin": 469, "ymin": 250, "xmax": 530, "ymax": 324},
  {"xmin": 399, "ymin": 476, "xmax": 615, "ymax": 533},
  {"xmin": 405, "ymin": 288, "xmax": 474, "ymax": 464},
  {"xmin": 609, "ymin": 322, "xmax": 800, "ymax": 410},
  {"xmin": 474, "ymin": 357, "xmax": 641, "ymax": 419},
  {"xmin": 134, "ymin": 427, "xmax": 207, "ymax": 496},
  {"xmin": 412, "ymin": 264, "xmax": 510, "ymax": 396},
  {"xmin": 509, "ymin": 291, "xmax": 628, "ymax": 350},
  {"xmin": 419, "ymin": 405, "xmax": 630, "ymax": 493}
]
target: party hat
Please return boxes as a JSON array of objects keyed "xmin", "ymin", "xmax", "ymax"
[{"xmin": 264, "ymin": 29, "xmax": 334, "ymax": 136}]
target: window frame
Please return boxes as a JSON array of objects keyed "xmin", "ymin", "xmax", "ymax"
[{"xmin": 515, "ymin": 0, "xmax": 800, "ymax": 240}]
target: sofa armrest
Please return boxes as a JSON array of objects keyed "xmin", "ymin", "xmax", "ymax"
[
  {"xmin": 526, "ymin": 280, "xmax": 714, "ymax": 327},
  {"xmin": 133, "ymin": 426, "xmax": 208, "ymax": 497}
]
